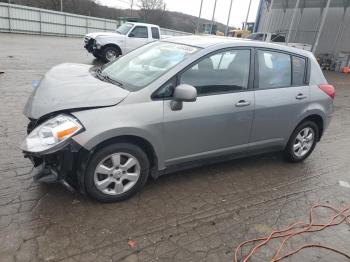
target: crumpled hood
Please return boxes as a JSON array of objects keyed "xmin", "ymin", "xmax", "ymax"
[
  {"xmin": 24, "ymin": 63, "xmax": 129, "ymax": 119},
  {"xmin": 86, "ymin": 31, "xmax": 120, "ymax": 39}
]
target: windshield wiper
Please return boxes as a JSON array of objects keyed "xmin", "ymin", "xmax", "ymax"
[
  {"xmin": 104, "ymin": 75, "xmax": 124, "ymax": 87},
  {"xmin": 95, "ymin": 68, "xmax": 124, "ymax": 88}
]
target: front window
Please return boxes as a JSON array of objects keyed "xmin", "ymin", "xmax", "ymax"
[
  {"xmin": 180, "ymin": 49, "xmax": 251, "ymax": 95},
  {"xmin": 116, "ymin": 23, "xmax": 133, "ymax": 35},
  {"xmin": 129, "ymin": 26, "xmax": 148, "ymax": 38},
  {"xmin": 101, "ymin": 42, "xmax": 199, "ymax": 91}
]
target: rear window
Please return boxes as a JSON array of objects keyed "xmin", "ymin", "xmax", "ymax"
[{"xmin": 271, "ymin": 34, "xmax": 286, "ymax": 42}]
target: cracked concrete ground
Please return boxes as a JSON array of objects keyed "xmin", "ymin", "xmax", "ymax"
[{"xmin": 0, "ymin": 33, "xmax": 350, "ymax": 262}]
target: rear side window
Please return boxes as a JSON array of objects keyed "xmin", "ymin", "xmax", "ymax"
[
  {"xmin": 257, "ymin": 50, "xmax": 291, "ymax": 89},
  {"xmin": 292, "ymin": 56, "xmax": 306, "ymax": 85},
  {"xmin": 151, "ymin": 27, "xmax": 160, "ymax": 39}
]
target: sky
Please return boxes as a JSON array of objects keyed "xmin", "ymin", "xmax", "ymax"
[{"xmin": 98, "ymin": 0, "xmax": 261, "ymax": 28}]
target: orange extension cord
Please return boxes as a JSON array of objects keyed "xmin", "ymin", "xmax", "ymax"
[{"xmin": 234, "ymin": 204, "xmax": 350, "ymax": 262}]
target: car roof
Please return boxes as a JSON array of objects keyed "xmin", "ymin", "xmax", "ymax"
[
  {"xmin": 126, "ymin": 22, "xmax": 159, "ymax": 27},
  {"xmin": 163, "ymin": 35, "xmax": 312, "ymax": 58}
]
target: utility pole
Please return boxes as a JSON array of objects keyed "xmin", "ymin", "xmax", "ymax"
[
  {"xmin": 60, "ymin": 0, "xmax": 63, "ymax": 12},
  {"xmin": 312, "ymin": 0, "xmax": 332, "ymax": 53},
  {"xmin": 210, "ymin": 0, "xmax": 218, "ymax": 35},
  {"xmin": 286, "ymin": 0, "xmax": 300, "ymax": 44},
  {"xmin": 244, "ymin": 0, "xmax": 253, "ymax": 30},
  {"xmin": 196, "ymin": 0, "xmax": 204, "ymax": 34},
  {"xmin": 130, "ymin": 0, "xmax": 134, "ymax": 16},
  {"xmin": 225, "ymin": 0, "xmax": 234, "ymax": 36}
]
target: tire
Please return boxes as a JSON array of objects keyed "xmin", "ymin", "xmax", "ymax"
[
  {"xmin": 102, "ymin": 46, "xmax": 120, "ymax": 63},
  {"xmin": 84, "ymin": 143, "xmax": 150, "ymax": 202},
  {"xmin": 284, "ymin": 121, "xmax": 319, "ymax": 162}
]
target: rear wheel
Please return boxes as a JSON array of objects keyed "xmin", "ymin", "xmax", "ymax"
[
  {"xmin": 102, "ymin": 46, "xmax": 120, "ymax": 63},
  {"xmin": 85, "ymin": 143, "xmax": 149, "ymax": 202},
  {"xmin": 284, "ymin": 121, "xmax": 319, "ymax": 162}
]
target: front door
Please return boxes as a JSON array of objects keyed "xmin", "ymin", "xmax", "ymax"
[
  {"xmin": 125, "ymin": 26, "xmax": 150, "ymax": 53},
  {"xmin": 162, "ymin": 49, "xmax": 255, "ymax": 166}
]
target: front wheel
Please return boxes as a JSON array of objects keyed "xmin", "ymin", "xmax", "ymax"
[
  {"xmin": 84, "ymin": 143, "xmax": 150, "ymax": 202},
  {"xmin": 102, "ymin": 46, "xmax": 120, "ymax": 63},
  {"xmin": 284, "ymin": 121, "xmax": 319, "ymax": 162}
]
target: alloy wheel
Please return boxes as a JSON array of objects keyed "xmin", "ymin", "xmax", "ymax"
[
  {"xmin": 93, "ymin": 152, "xmax": 141, "ymax": 195},
  {"xmin": 293, "ymin": 127, "xmax": 315, "ymax": 158},
  {"xmin": 105, "ymin": 49, "xmax": 117, "ymax": 61}
]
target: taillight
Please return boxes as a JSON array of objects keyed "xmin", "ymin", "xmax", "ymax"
[{"xmin": 319, "ymin": 84, "xmax": 335, "ymax": 99}]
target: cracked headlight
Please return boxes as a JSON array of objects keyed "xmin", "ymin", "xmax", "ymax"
[{"xmin": 21, "ymin": 114, "xmax": 83, "ymax": 153}]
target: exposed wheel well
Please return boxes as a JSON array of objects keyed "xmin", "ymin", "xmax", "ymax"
[
  {"xmin": 299, "ymin": 114, "xmax": 324, "ymax": 141},
  {"xmin": 91, "ymin": 135, "xmax": 157, "ymax": 175},
  {"xmin": 102, "ymin": 44, "xmax": 122, "ymax": 56}
]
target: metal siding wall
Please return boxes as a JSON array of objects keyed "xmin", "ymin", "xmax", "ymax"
[
  {"xmin": 88, "ymin": 19, "xmax": 105, "ymax": 29},
  {"xmin": 160, "ymin": 28, "xmax": 192, "ymax": 36},
  {"xmin": 0, "ymin": 18, "xmax": 8, "ymax": 30},
  {"xmin": 105, "ymin": 22, "xmax": 116, "ymax": 30},
  {"xmin": 0, "ymin": 3, "xmax": 190, "ymax": 38},
  {"xmin": 258, "ymin": 2, "xmax": 350, "ymax": 55},
  {"xmin": 337, "ymin": 8, "xmax": 350, "ymax": 54},
  {"xmin": 12, "ymin": 19, "xmax": 40, "ymax": 32}
]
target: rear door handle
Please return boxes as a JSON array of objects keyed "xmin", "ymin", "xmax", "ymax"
[
  {"xmin": 296, "ymin": 93, "xmax": 307, "ymax": 100},
  {"xmin": 235, "ymin": 100, "xmax": 251, "ymax": 107}
]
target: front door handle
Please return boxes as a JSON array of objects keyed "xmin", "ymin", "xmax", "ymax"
[
  {"xmin": 235, "ymin": 100, "xmax": 251, "ymax": 107},
  {"xmin": 296, "ymin": 93, "xmax": 307, "ymax": 100}
]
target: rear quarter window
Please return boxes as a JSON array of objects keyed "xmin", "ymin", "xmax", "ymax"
[
  {"xmin": 292, "ymin": 56, "xmax": 306, "ymax": 86},
  {"xmin": 151, "ymin": 27, "xmax": 160, "ymax": 39}
]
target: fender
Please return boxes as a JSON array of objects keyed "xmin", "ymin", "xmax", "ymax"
[{"xmin": 73, "ymin": 127, "xmax": 165, "ymax": 171}]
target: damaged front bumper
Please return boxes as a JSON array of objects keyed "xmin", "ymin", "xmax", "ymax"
[{"xmin": 23, "ymin": 140, "xmax": 86, "ymax": 189}]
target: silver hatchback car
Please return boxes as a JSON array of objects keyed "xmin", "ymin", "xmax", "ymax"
[{"xmin": 21, "ymin": 36, "xmax": 335, "ymax": 202}]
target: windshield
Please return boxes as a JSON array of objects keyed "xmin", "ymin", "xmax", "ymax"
[
  {"xmin": 116, "ymin": 23, "xmax": 133, "ymax": 35},
  {"xmin": 101, "ymin": 42, "xmax": 199, "ymax": 91}
]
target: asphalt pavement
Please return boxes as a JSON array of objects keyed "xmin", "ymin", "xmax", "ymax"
[{"xmin": 0, "ymin": 33, "xmax": 350, "ymax": 262}]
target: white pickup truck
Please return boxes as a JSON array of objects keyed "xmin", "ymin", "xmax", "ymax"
[
  {"xmin": 84, "ymin": 22, "xmax": 161, "ymax": 62},
  {"xmin": 247, "ymin": 32, "xmax": 312, "ymax": 52}
]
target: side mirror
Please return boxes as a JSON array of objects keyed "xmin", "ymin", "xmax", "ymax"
[
  {"xmin": 171, "ymin": 84, "xmax": 197, "ymax": 111},
  {"xmin": 128, "ymin": 32, "xmax": 135, "ymax": 37}
]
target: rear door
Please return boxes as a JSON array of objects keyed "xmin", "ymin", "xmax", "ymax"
[{"xmin": 250, "ymin": 49, "xmax": 309, "ymax": 149}]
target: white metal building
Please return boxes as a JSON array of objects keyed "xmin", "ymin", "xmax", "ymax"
[{"xmin": 254, "ymin": 0, "xmax": 350, "ymax": 58}]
